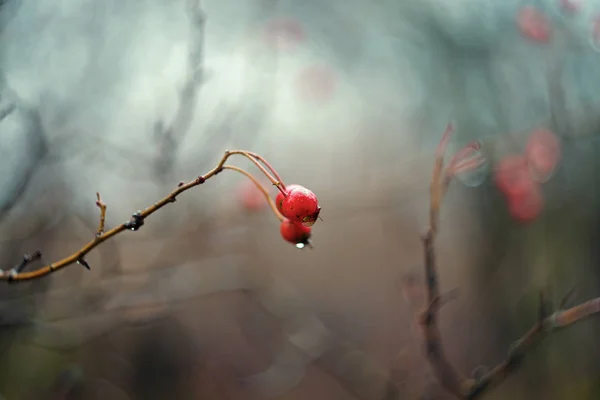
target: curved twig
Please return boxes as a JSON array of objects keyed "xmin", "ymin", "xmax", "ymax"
[{"xmin": 0, "ymin": 150, "xmax": 284, "ymax": 281}]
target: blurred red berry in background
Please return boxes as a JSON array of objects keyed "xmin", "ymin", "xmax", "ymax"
[
  {"xmin": 507, "ymin": 184, "xmax": 544, "ymax": 223},
  {"xmin": 495, "ymin": 155, "xmax": 531, "ymax": 197},
  {"xmin": 295, "ymin": 64, "xmax": 336, "ymax": 104},
  {"xmin": 238, "ymin": 180, "xmax": 267, "ymax": 212},
  {"xmin": 495, "ymin": 154, "xmax": 543, "ymax": 223},
  {"xmin": 559, "ymin": 0, "xmax": 581, "ymax": 13},
  {"xmin": 264, "ymin": 17, "xmax": 305, "ymax": 52},
  {"xmin": 517, "ymin": 7, "xmax": 551, "ymax": 43},
  {"xmin": 525, "ymin": 128, "xmax": 561, "ymax": 183}
]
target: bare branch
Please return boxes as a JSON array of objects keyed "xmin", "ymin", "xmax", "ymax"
[
  {"xmin": 153, "ymin": 0, "xmax": 206, "ymax": 179},
  {"xmin": 420, "ymin": 124, "xmax": 600, "ymax": 399},
  {"xmin": 0, "ymin": 150, "xmax": 285, "ymax": 282},
  {"xmin": 0, "ymin": 102, "xmax": 15, "ymax": 121}
]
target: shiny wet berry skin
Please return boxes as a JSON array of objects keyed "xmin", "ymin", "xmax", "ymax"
[
  {"xmin": 280, "ymin": 185, "xmax": 320, "ymax": 225},
  {"xmin": 280, "ymin": 218, "xmax": 311, "ymax": 246},
  {"xmin": 276, "ymin": 184, "xmax": 302, "ymax": 214}
]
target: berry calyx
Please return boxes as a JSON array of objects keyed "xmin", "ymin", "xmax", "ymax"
[
  {"xmin": 280, "ymin": 218, "xmax": 312, "ymax": 248},
  {"xmin": 525, "ymin": 128, "xmax": 561, "ymax": 183},
  {"xmin": 280, "ymin": 185, "xmax": 321, "ymax": 225}
]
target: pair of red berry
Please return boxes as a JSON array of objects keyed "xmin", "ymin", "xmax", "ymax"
[
  {"xmin": 276, "ymin": 184, "xmax": 321, "ymax": 248},
  {"xmin": 494, "ymin": 128, "xmax": 561, "ymax": 222}
]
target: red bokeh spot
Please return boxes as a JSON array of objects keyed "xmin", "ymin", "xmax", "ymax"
[
  {"xmin": 238, "ymin": 180, "xmax": 267, "ymax": 212},
  {"xmin": 295, "ymin": 64, "xmax": 336, "ymax": 104},
  {"xmin": 560, "ymin": 0, "xmax": 581, "ymax": 13},
  {"xmin": 507, "ymin": 184, "xmax": 544, "ymax": 223},
  {"xmin": 517, "ymin": 7, "xmax": 551, "ymax": 43},
  {"xmin": 495, "ymin": 154, "xmax": 544, "ymax": 223},
  {"xmin": 494, "ymin": 155, "xmax": 531, "ymax": 197},
  {"xmin": 593, "ymin": 17, "xmax": 600, "ymax": 47},
  {"xmin": 264, "ymin": 17, "xmax": 305, "ymax": 52},
  {"xmin": 525, "ymin": 128, "xmax": 561, "ymax": 183}
]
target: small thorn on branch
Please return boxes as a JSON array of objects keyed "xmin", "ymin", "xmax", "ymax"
[
  {"xmin": 559, "ymin": 282, "xmax": 580, "ymax": 310},
  {"xmin": 124, "ymin": 211, "xmax": 145, "ymax": 231},
  {"xmin": 95, "ymin": 192, "xmax": 107, "ymax": 236},
  {"xmin": 77, "ymin": 258, "xmax": 91, "ymax": 270},
  {"xmin": 15, "ymin": 251, "xmax": 42, "ymax": 273},
  {"xmin": 5, "ymin": 251, "xmax": 43, "ymax": 282}
]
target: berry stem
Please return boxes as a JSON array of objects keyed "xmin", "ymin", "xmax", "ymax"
[
  {"xmin": 246, "ymin": 151, "xmax": 287, "ymax": 193},
  {"xmin": 222, "ymin": 165, "xmax": 285, "ymax": 221},
  {"xmin": 221, "ymin": 150, "xmax": 287, "ymax": 195}
]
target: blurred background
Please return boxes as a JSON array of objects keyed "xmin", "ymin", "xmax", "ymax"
[{"xmin": 1, "ymin": 0, "xmax": 600, "ymax": 399}]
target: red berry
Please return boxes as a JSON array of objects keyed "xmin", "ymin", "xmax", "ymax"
[
  {"xmin": 506, "ymin": 184, "xmax": 543, "ymax": 223},
  {"xmin": 525, "ymin": 128, "xmax": 561, "ymax": 183},
  {"xmin": 494, "ymin": 155, "xmax": 532, "ymax": 197},
  {"xmin": 275, "ymin": 184, "xmax": 302, "ymax": 214},
  {"xmin": 280, "ymin": 218, "xmax": 312, "ymax": 247},
  {"xmin": 280, "ymin": 185, "xmax": 321, "ymax": 225},
  {"xmin": 517, "ymin": 7, "xmax": 551, "ymax": 43}
]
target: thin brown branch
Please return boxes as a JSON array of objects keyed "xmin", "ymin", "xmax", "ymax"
[
  {"xmin": 245, "ymin": 151, "xmax": 287, "ymax": 193},
  {"xmin": 0, "ymin": 150, "xmax": 283, "ymax": 282},
  {"xmin": 95, "ymin": 192, "xmax": 107, "ymax": 236},
  {"xmin": 420, "ymin": 124, "xmax": 600, "ymax": 399}
]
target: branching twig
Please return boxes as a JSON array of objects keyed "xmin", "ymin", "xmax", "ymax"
[
  {"xmin": 95, "ymin": 192, "xmax": 106, "ymax": 236},
  {"xmin": 0, "ymin": 150, "xmax": 285, "ymax": 282},
  {"xmin": 419, "ymin": 124, "xmax": 600, "ymax": 399}
]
